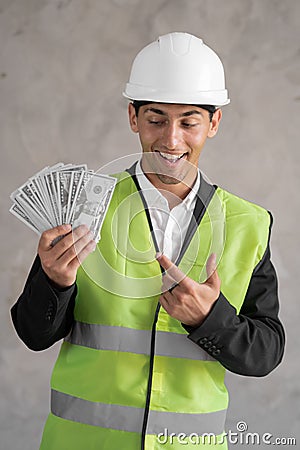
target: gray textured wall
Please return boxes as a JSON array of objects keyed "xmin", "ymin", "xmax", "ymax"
[{"xmin": 1, "ymin": 1, "xmax": 299, "ymax": 449}]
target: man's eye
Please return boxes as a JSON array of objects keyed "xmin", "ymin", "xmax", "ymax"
[
  {"xmin": 149, "ymin": 120, "xmax": 163, "ymax": 126},
  {"xmin": 182, "ymin": 122, "xmax": 197, "ymax": 128}
]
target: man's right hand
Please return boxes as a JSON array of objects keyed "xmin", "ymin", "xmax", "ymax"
[{"xmin": 38, "ymin": 224, "xmax": 96, "ymax": 289}]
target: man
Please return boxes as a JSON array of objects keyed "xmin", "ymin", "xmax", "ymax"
[{"xmin": 11, "ymin": 33, "xmax": 284, "ymax": 449}]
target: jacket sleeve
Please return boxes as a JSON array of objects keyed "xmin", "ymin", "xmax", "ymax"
[
  {"xmin": 183, "ymin": 241, "xmax": 285, "ymax": 377},
  {"xmin": 10, "ymin": 255, "xmax": 76, "ymax": 351}
]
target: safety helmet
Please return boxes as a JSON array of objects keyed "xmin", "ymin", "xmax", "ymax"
[{"xmin": 123, "ymin": 32, "xmax": 230, "ymax": 107}]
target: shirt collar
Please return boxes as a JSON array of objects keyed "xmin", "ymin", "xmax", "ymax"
[{"xmin": 135, "ymin": 159, "xmax": 200, "ymax": 211}]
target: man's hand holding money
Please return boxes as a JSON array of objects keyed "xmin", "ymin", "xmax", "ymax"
[
  {"xmin": 9, "ymin": 162, "xmax": 117, "ymax": 289},
  {"xmin": 38, "ymin": 224, "xmax": 96, "ymax": 289}
]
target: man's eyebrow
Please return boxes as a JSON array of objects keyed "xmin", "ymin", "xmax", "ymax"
[
  {"xmin": 181, "ymin": 110, "xmax": 203, "ymax": 117},
  {"xmin": 143, "ymin": 107, "xmax": 203, "ymax": 117},
  {"xmin": 144, "ymin": 107, "xmax": 166, "ymax": 116}
]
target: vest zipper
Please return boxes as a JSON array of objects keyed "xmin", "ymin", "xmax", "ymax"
[{"xmin": 141, "ymin": 302, "xmax": 161, "ymax": 450}]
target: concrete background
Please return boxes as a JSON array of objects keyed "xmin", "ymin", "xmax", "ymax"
[{"xmin": 1, "ymin": 0, "xmax": 299, "ymax": 448}]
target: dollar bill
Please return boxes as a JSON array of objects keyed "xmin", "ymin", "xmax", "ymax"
[
  {"xmin": 9, "ymin": 203, "xmax": 40, "ymax": 234},
  {"xmin": 9, "ymin": 163, "xmax": 117, "ymax": 241},
  {"xmin": 72, "ymin": 173, "xmax": 116, "ymax": 241}
]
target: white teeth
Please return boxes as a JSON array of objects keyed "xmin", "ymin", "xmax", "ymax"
[{"xmin": 159, "ymin": 152, "xmax": 185, "ymax": 161}]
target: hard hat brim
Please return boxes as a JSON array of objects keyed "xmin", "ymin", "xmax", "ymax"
[{"xmin": 123, "ymin": 85, "xmax": 230, "ymax": 107}]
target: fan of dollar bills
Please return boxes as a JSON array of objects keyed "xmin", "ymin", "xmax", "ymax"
[{"xmin": 9, "ymin": 163, "xmax": 117, "ymax": 243}]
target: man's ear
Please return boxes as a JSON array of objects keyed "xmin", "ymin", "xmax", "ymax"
[
  {"xmin": 208, "ymin": 108, "xmax": 222, "ymax": 138},
  {"xmin": 128, "ymin": 103, "xmax": 139, "ymax": 133}
]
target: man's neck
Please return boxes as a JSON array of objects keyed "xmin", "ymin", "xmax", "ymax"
[
  {"xmin": 141, "ymin": 163, "xmax": 197, "ymax": 196},
  {"xmin": 140, "ymin": 159, "xmax": 198, "ymax": 209}
]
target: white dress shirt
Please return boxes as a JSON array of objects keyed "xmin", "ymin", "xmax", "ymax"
[{"xmin": 135, "ymin": 160, "xmax": 200, "ymax": 263}]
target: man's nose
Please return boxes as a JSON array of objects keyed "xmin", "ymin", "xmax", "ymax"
[{"xmin": 161, "ymin": 122, "xmax": 182, "ymax": 150}]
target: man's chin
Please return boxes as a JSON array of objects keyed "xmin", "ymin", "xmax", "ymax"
[{"xmin": 156, "ymin": 173, "xmax": 182, "ymax": 185}]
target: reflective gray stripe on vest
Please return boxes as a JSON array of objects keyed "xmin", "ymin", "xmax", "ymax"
[
  {"xmin": 51, "ymin": 389, "xmax": 226, "ymax": 436},
  {"xmin": 51, "ymin": 389, "xmax": 143, "ymax": 433},
  {"xmin": 65, "ymin": 321, "xmax": 215, "ymax": 361}
]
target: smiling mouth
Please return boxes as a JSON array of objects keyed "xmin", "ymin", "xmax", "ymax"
[{"xmin": 156, "ymin": 151, "xmax": 187, "ymax": 162}]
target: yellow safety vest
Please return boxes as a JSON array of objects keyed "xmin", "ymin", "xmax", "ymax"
[{"xmin": 40, "ymin": 170, "xmax": 270, "ymax": 449}]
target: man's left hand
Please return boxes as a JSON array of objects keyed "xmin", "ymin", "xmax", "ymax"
[{"xmin": 156, "ymin": 253, "xmax": 221, "ymax": 327}]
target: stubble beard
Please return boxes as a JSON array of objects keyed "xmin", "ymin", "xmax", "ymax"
[
  {"xmin": 141, "ymin": 151, "xmax": 198, "ymax": 188},
  {"xmin": 155, "ymin": 172, "xmax": 183, "ymax": 185}
]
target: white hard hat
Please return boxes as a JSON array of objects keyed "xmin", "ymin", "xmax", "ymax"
[{"xmin": 123, "ymin": 32, "xmax": 230, "ymax": 107}]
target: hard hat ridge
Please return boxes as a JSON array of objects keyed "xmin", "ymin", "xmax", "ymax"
[
  {"xmin": 159, "ymin": 32, "xmax": 195, "ymax": 56},
  {"xmin": 123, "ymin": 32, "xmax": 230, "ymax": 107}
]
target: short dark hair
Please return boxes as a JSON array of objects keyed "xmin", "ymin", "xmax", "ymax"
[{"xmin": 132, "ymin": 101, "xmax": 216, "ymax": 121}]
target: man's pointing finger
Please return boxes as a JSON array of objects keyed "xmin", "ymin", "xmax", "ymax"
[{"xmin": 156, "ymin": 252, "xmax": 186, "ymax": 285}]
